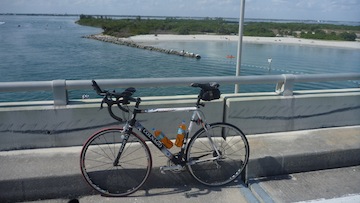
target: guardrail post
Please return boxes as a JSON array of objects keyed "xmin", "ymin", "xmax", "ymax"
[
  {"xmin": 52, "ymin": 80, "xmax": 68, "ymax": 106},
  {"xmin": 275, "ymin": 74, "xmax": 295, "ymax": 96}
]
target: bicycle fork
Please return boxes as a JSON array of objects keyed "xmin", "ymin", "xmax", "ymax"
[
  {"xmin": 112, "ymin": 136, "xmax": 128, "ymax": 166},
  {"xmin": 113, "ymin": 125, "xmax": 131, "ymax": 167}
]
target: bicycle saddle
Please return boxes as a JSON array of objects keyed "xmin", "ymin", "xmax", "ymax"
[{"xmin": 191, "ymin": 82, "xmax": 219, "ymax": 90}]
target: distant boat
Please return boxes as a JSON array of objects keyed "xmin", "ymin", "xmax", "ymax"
[
  {"xmin": 226, "ymin": 55, "xmax": 235, "ymax": 59},
  {"xmin": 0, "ymin": 22, "xmax": 5, "ymax": 25}
]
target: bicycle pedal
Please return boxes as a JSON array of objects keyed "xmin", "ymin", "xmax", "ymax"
[
  {"xmin": 160, "ymin": 165, "xmax": 183, "ymax": 174},
  {"xmin": 160, "ymin": 168, "xmax": 166, "ymax": 174}
]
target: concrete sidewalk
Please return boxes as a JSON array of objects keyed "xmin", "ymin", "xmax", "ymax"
[
  {"xmin": 249, "ymin": 165, "xmax": 360, "ymax": 203},
  {"xmin": 0, "ymin": 125, "xmax": 359, "ymax": 202},
  {"xmin": 21, "ymin": 166, "xmax": 360, "ymax": 203}
]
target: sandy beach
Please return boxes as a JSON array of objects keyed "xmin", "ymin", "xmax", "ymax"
[{"xmin": 128, "ymin": 34, "xmax": 360, "ymax": 49}]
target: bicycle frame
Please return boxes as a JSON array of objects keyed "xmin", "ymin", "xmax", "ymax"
[{"xmin": 115, "ymin": 105, "xmax": 221, "ymax": 166}]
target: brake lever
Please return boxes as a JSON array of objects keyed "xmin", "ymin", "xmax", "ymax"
[{"xmin": 100, "ymin": 96, "xmax": 106, "ymax": 109}]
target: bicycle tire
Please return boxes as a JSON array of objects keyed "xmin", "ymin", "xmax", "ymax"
[
  {"xmin": 186, "ymin": 122, "xmax": 249, "ymax": 186},
  {"xmin": 80, "ymin": 128, "xmax": 152, "ymax": 197}
]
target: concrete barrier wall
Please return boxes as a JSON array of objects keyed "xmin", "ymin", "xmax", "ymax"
[
  {"xmin": 1, "ymin": 89, "xmax": 359, "ymax": 150},
  {"xmin": 224, "ymin": 89, "xmax": 360, "ymax": 134},
  {"xmin": 0, "ymin": 95, "xmax": 224, "ymax": 151}
]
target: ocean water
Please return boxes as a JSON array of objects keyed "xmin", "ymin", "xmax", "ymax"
[{"xmin": 0, "ymin": 15, "xmax": 359, "ymax": 102}]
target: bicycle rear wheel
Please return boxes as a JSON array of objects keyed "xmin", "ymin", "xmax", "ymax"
[
  {"xmin": 80, "ymin": 128, "xmax": 152, "ymax": 197},
  {"xmin": 186, "ymin": 122, "xmax": 249, "ymax": 186}
]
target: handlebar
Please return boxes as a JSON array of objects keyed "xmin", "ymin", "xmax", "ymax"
[{"xmin": 92, "ymin": 80, "xmax": 137, "ymax": 122}]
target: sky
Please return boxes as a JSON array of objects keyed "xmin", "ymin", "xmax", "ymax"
[{"xmin": 1, "ymin": 0, "xmax": 360, "ymax": 22}]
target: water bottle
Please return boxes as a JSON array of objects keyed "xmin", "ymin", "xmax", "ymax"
[
  {"xmin": 175, "ymin": 120, "xmax": 186, "ymax": 147},
  {"xmin": 153, "ymin": 128, "xmax": 173, "ymax": 149}
]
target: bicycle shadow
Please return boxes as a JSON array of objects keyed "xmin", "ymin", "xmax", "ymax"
[{"xmin": 128, "ymin": 167, "xmax": 242, "ymax": 198}]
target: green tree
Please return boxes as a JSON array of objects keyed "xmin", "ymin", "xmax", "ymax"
[{"xmin": 339, "ymin": 32, "xmax": 357, "ymax": 41}]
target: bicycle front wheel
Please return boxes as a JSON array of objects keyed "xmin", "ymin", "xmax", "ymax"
[
  {"xmin": 80, "ymin": 128, "xmax": 152, "ymax": 197},
  {"xmin": 186, "ymin": 122, "xmax": 249, "ymax": 186}
]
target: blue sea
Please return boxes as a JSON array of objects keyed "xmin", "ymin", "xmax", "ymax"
[{"xmin": 0, "ymin": 15, "xmax": 359, "ymax": 102}]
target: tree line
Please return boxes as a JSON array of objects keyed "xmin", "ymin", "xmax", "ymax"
[{"xmin": 77, "ymin": 15, "xmax": 359, "ymax": 41}]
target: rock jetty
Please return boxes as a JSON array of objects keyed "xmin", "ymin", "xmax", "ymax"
[{"xmin": 83, "ymin": 34, "xmax": 201, "ymax": 59}]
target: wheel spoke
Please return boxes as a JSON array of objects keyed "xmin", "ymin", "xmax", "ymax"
[
  {"xmin": 80, "ymin": 128, "xmax": 152, "ymax": 197},
  {"xmin": 187, "ymin": 123, "xmax": 249, "ymax": 186}
]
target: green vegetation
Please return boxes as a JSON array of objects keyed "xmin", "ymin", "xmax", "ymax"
[
  {"xmin": 78, "ymin": 15, "xmax": 237, "ymax": 37},
  {"xmin": 300, "ymin": 30, "xmax": 357, "ymax": 41},
  {"xmin": 77, "ymin": 15, "xmax": 360, "ymax": 41},
  {"xmin": 244, "ymin": 22, "xmax": 358, "ymax": 40}
]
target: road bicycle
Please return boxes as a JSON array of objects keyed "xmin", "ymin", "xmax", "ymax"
[{"xmin": 80, "ymin": 80, "xmax": 250, "ymax": 197}]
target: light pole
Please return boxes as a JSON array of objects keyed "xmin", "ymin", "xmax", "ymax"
[{"xmin": 235, "ymin": 0, "xmax": 246, "ymax": 93}]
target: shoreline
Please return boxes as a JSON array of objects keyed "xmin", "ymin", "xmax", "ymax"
[{"xmin": 128, "ymin": 34, "xmax": 360, "ymax": 49}]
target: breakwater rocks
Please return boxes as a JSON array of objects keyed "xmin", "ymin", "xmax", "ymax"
[{"xmin": 83, "ymin": 34, "xmax": 201, "ymax": 59}]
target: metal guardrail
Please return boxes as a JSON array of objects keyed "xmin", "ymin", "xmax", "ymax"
[{"xmin": 0, "ymin": 73, "xmax": 359, "ymax": 106}]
